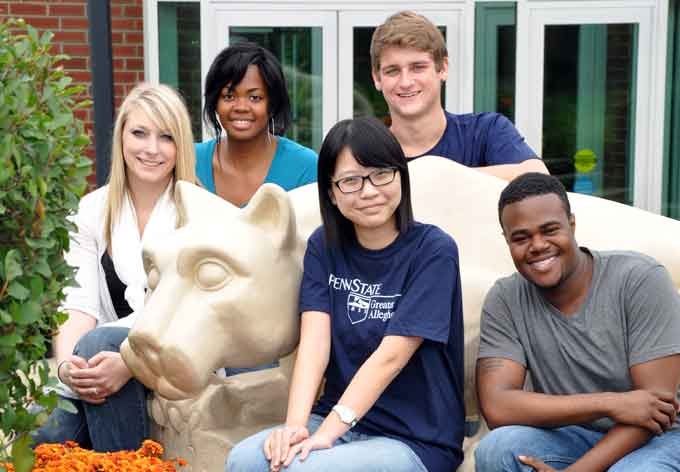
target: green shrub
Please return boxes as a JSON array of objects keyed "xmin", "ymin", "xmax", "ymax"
[{"xmin": 0, "ymin": 18, "xmax": 92, "ymax": 471}]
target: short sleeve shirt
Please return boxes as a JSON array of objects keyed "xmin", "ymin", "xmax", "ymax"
[
  {"xmin": 479, "ymin": 249, "xmax": 680, "ymax": 431},
  {"xmin": 411, "ymin": 111, "xmax": 538, "ymax": 166},
  {"xmin": 300, "ymin": 223, "xmax": 465, "ymax": 472}
]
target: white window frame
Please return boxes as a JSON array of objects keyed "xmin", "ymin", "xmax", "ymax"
[
  {"xmin": 143, "ymin": 0, "xmax": 201, "ymax": 85},
  {"xmin": 201, "ymin": 3, "xmax": 338, "ymax": 141},
  {"xmin": 514, "ymin": 0, "xmax": 669, "ymax": 212}
]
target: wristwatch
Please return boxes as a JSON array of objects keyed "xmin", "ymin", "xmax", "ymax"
[{"xmin": 332, "ymin": 404, "xmax": 358, "ymax": 428}]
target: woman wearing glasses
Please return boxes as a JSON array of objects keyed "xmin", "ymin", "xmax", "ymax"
[{"xmin": 226, "ymin": 116, "xmax": 465, "ymax": 472}]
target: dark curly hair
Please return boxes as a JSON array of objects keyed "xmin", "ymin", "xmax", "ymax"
[{"xmin": 498, "ymin": 172, "xmax": 571, "ymax": 226}]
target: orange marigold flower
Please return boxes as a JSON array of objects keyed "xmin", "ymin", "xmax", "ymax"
[{"xmin": 2, "ymin": 440, "xmax": 186, "ymax": 472}]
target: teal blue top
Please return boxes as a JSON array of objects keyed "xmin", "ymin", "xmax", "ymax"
[{"xmin": 194, "ymin": 136, "xmax": 318, "ymax": 193}]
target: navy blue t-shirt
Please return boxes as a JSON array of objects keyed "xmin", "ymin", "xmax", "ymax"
[
  {"xmin": 410, "ymin": 111, "xmax": 537, "ymax": 166},
  {"xmin": 299, "ymin": 222, "xmax": 465, "ymax": 472}
]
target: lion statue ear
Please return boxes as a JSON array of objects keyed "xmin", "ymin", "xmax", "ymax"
[
  {"xmin": 174, "ymin": 180, "xmax": 239, "ymax": 227},
  {"xmin": 241, "ymin": 183, "xmax": 297, "ymax": 251}
]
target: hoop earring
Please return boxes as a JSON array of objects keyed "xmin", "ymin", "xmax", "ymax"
[{"xmin": 267, "ymin": 116, "xmax": 274, "ymax": 145}]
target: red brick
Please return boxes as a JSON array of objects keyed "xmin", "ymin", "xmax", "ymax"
[
  {"xmin": 111, "ymin": 18, "xmax": 138, "ymax": 31},
  {"xmin": 69, "ymin": 70, "xmax": 92, "ymax": 83},
  {"xmin": 110, "ymin": 5, "xmax": 123, "ymax": 17},
  {"xmin": 112, "ymin": 45, "xmax": 137, "ymax": 57},
  {"xmin": 124, "ymin": 5, "xmax": 142, "ymax": 17},
  {"xmin": 113, "ymin": 58, "xmax": 125, "ymax": 69},
  {"xmin": 61, "ymin": 17, "xmax": 89, "ymax": 30},
  {"xmin": 49, "ymin": 4, "xmax": 86, "ymax": 17},
  {"xmin": 62, "ymin": 43, "xmax": 90, "ymax": 57},
  {"xmin": 62, "ymin": 57, "xmax": 88, "ymax": 69},
  {"xmin": 125, "ymin": 58, "xmax": 144, "ymax": 70},
  {"xmin": 0, "ymin": 3, "xmax": 9, "ymax": 15},
  {"xmin": 114, "ymin": 84, "xmax": 128, "ymax": 97},
  {"xmin": 9, "ymin": 3, "xmax": 47, "ymax": 16},
  {"xmin": 53, "ymin": 30, "xmax": 87, "ymax": 43},
  {"xmin": 111, "ymin": 31, "xmax": 123, "ymax": 43},
  {"xmin": 74, "ymin": 108, "xmax": 88, "ymax": 121},
  {"xmin": 114, "ymin": 70, "xmax": 137, "ymax": 84},
  {"xmin": 125, "ymin": 31, "xmax": 143, "ymax": 44},
  {"xmin": 23, "ymin": 16, "xmax": 59, "ymax": 30}
]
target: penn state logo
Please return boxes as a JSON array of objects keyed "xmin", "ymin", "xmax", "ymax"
[{"xmin": 347, "ymin": 293, "xmax": 370, "ymax": 324}]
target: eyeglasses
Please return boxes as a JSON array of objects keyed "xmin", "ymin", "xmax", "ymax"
[{"xmin": 333, "ymin": 168, "xmax": 398, "ymax": 194}]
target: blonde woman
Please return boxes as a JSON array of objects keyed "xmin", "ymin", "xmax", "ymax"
[{"xmin": 33, "ymin": 83, "xmax": 196, "ymax": 452}]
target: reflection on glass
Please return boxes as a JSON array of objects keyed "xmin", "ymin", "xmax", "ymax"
[
  {"xmin": 158, "ymin": 2, "xmax": 202, "ymax": 139},
  {"xmin": 352, "ymin": 26, "xmax": 446, "ymax": 125},
  {"xmin": 665, "ymin": 1, "xmax": 680, "ymax": 219},
  {"xmin": 543, "ymin": 24, "xmax": 637, "ymax": 204},
  {"xmin": 496, "ymin": 25, "xmax": 516, "ymax": 120},
  {"xmin": 230, "ymin": 27, "xmax": 323, "ymax": 151},
  {"xmin": 474, "ymin": 2, "xmax": 516, "ymax": 121}
]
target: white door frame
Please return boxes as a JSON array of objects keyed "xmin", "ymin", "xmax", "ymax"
[
  {"xmin": 515, "ymin": 0, "xmax": 669, "ymax": 212},
  {"xmin": 201, "ymin": 3, "xmax": 338, "ymax": 141},
  {"xmin": 338, "ymin": 7, "xmax": 474, "ymax": 120}
]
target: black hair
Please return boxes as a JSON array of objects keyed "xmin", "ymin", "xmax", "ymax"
[
  {"xmin": 498, "ymin": 172, "xmax": 572, "ymax": 226},
  {"xmin": 203, "ymin": 42, "xmax": 291, "ymax": 139},
  {"xmin": 317, "ymin": 116, "xmax": 414, "ymax": 247}
]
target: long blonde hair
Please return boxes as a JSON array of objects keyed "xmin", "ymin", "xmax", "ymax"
[{"xmin": 104, "ymin": 83, "xmax": 197, "ymax": 245}]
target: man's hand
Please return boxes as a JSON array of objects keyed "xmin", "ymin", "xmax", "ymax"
[
  {"xmin": 263, "ymin": 425, "xmax": 309, "ymax": 472},
  {"xmin": 609, "ymin": 390, "xmax": 678, "ymax": 434},
  {"xmin": 518, "ymin": 455, "xmax": 559, "ymax": 471},
  {"xmin": 69, "ymin": 351, "xmax": 133, "ymax": 404}
]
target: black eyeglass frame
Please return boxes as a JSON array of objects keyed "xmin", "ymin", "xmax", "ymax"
[{"xmin": 332, "ymin": 167, "xmax": 398, "ymax": 194}]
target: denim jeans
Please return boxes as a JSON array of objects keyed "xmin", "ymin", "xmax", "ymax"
[
  {"xmin": 223, "ymin": 362, "xmax": 278, "ymax": 377},
  {"xmin": 226, "ymin": 413, "xmax": 428, "ymax": 472},
  {"xmin": 475, "ymin": 424, "xmax": 680, "ymax": 472},
  {"xmin": 32, "ymin": 327, "xmax": 150, "ymax": 452}
]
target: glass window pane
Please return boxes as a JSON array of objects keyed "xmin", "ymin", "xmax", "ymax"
[
  {"xmin": 352, "ymin": 26, "xmax": 446, "ymax": 125},
  {"xmin": 474, "ymin": 2, "xmax": 517, "ymax": 121},
  {"xmin": 230, "ymin": 27, "xmax": 323, "ymax": 151},
  {"xmin": 543, "ymin": 23, "xmax": 637, "ymax": 205},
  {"xmin": 158, "ymin": 2, "xmax": 202, "ymax": 140},
  {"xmin": 665, "ymin": 0, "xmax": 680, "ymax": 219}
]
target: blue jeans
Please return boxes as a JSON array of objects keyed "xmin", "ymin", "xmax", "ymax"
[
  {"xmin": 475, "ymin": 424, "xmax": 680, "ymax": 472},
  {"xmin": 226, "ymin": 413, "xmax": 427, "ymax": 472},
  {"xmin": 32, "ymin": 327, "xmax": 150, "ymax": 452}
]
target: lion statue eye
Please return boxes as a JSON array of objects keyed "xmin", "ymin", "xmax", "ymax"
[
  {"xmin": 147, "ymin": 265, "xmax": 160, "ymax": 290},
  {"xmin": 195, "ymin": 260, "xmax": 231, "ymax": 290}
]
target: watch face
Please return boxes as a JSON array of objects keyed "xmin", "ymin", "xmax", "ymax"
[{"xmin": 333, "ymin": 404, "xmax": 357, "ymax": 426}]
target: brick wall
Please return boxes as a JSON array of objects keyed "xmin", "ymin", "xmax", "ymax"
[{"xmin": 0, "ymin": 0, "xmax": 145, "ymax": 183}]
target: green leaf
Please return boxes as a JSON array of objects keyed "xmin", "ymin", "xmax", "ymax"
[
  {"xmin": 36, "ymin": 176, "xmax": 47, "ymax": 196},
  {"xmin": 0, "ymin": 334, "xmax": 21, "ymax": 347},
  {"xmin": 4, "ymin": 249, "xmax": 23, "ymax": 281},
  {"xmin": 15, "ymin": 301, "xmax": 41, "ymax": 325},
  {"xmin": 7, "ymin": 281, "xmax": 29, "ymax": 301},
  {"xmin": 33, "ymin": 259, "xmax": 51, "ymax": 278},
  {"xmin": 29, "ymin": 277, "xmax": 44, "ymax": 298},
  {"xmin": 10, "ymin": 433, "xmax": 35, "ymax": 472},
  {"xmin": 0, "ymin": 309, "xmax": 12, "ymax": 324}
]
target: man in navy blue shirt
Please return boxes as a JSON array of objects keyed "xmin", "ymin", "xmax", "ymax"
[{"xmin": 370, "ymin": 11, "xmax": 548, "ymax": 181}]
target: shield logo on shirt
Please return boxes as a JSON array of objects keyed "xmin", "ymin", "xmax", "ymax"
[{"xmin": 346, "ymin": 293, "xmax": 370, "ymax": 324}]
